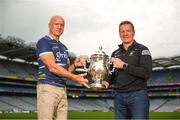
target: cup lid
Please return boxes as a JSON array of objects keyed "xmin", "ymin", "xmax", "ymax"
[{"xmin": 91, "ymin": 45, "xmax": 109, "ymax": 58}]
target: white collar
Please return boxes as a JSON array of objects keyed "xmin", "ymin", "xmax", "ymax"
[{"xmin": 47, "ymin": 35, "xmax": 54, "ymax": 40}]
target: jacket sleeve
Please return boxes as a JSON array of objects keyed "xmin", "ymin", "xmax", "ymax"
[{"xmin": 126, "ymin": 47, "xmax": 152, "ymax": 80}]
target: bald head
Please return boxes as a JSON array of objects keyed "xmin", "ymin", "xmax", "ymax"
[
  {"xmin": 48, "ymin": 15, "xmax": 65, "ymax": 40},
  {"xmin": 49, "ymin": 15, "xmax": 65, "ymax": 25}
]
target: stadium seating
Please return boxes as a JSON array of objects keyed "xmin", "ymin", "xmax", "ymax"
[
  {"xmin": 0, "ymin": 57, "xmax": 180, "ymax": 113},
  {"xmin": 150, "ymin": 98, "xmax": 180, "ymax": 112},
  {"xmin": 0, "ymin": 59, "xmax": 38, "ymax": 81},
  {"xmin": 0, "ymin": 96, "xmax": 36, "ymax": 112}
]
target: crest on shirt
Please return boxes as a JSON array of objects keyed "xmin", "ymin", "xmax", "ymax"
[{"xmin": 129, "ymin": 51, "xmax": 135, "ymax": 56}]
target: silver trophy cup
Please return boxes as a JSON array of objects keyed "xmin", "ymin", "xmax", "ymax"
[{"xmin": 84, "ymin": 46, "xmax": 111, "ymax": 90}]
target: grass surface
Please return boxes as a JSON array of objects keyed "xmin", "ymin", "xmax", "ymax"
[{"xmin": 0, "ymin": 112, "xmax": 180, "ymax": 119}]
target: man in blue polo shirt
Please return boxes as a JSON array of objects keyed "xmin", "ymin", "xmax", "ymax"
[{"xmin": 36, "ymin": 15, "xmax": 89, "ymax": 120}]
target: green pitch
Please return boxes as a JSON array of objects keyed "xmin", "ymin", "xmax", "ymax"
[{"xmin": 0, "ymin": 112, "xmax": 180, "ymax": 119}]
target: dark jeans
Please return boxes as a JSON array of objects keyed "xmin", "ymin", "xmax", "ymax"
[{"xmin": 114, "ymin": 89, "xmax": 149, "ymax": 120}]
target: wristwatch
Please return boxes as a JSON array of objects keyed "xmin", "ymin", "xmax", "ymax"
[{"xmin": 123, "ymin": 63, "xmax": 128, "ymax": 69}]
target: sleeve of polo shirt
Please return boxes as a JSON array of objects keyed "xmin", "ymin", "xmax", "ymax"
[
  {"xmin": 126, "ymin": 47, "xmax": 152, "ymax": 80},
  {"xmin": 36, "ymin": 39, "xmax": 53, "ymax": 57}
]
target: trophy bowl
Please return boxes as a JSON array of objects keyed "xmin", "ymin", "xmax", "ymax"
[{"xmin": 86, "ymin": 46, "xmax": 110, "ymax": 90}]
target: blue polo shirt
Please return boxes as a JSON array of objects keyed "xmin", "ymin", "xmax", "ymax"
[{"xmin": 36, "ymin": 35, "xmax": 69, "ymax": 87}]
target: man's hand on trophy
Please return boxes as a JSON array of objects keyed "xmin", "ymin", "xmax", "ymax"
[
  {"xmin": 75, "ymin": 73, "xmax": 90, "ymax": 88},
  {"xmin": 74, "ymin": 56, "xmax": 86, "ymax": 67},
  {"xmin": 112, "ymin": 58, "xmax": 126, "ymax": 69},
  {"xmin": 102, "ymin": 81, "xmax": 109, "ymax": 89}
]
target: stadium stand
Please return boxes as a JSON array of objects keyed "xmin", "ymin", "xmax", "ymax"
[
  {"xmin": 0, "ymin": 35, "xmax": 180, "ymax": 113},
  {"xmin": 148, "ymin": 68, "xmax": 180, "ymax": 85},
  {"xmin": 0, "ymin": 59, "xmax": 38, "ymax": 81}
]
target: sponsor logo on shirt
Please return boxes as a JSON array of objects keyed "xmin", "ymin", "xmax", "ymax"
[
  {"xmin": 52, "ymin": 46, "xmax": 59, "ymax": 50},
  {"xmin": 142, "ymin": 50, "xmax": 151, "ymax": 56},
  {"xmin": 56, "ymin": 51, "xmax": 68, "ymax": 62}
]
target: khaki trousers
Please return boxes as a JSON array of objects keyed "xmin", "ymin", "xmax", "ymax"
[{"xmin": 37, "ymin": 84, "xmax": 67, "ymax": 120}]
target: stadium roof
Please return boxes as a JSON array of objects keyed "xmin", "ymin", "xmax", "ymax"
[
  {"xmin": 153, "ymin": 56, "xmax": 180, "ymax": 68},
  {"xmin": 0, "ymin": 36, "xmax": 36, "ymax": 62},
  {"xmin": 1, "ymin": 35, "xmax": 180, "ymax": 68}
]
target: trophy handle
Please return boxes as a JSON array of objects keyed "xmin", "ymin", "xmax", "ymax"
[
  {"xmin": 109, "ymin": 68, "xmax": 115, "ymax": 75},
  {"xmin": 109, "ymin": 57, "xmax": 115, "ymax": 74},
  {"xmin": 83, "ymin": 63, "xmax": 88, "ymax": 72},
  {"xmin": 84, "ymin": 57, "xmax": 91, "ymax": 72}
]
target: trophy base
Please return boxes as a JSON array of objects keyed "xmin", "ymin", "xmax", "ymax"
[{"xmin": 89, "ymin": 83, "xmax": 105, "ymax": 90}]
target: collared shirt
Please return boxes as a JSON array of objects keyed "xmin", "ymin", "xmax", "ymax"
[
  {"xmin": 108, "ymin": 40, "xmax": 152, "ymax": 92},
  {"xmin": 36, "ymin": 35, "xmax": 69, "ymax": 87}
]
